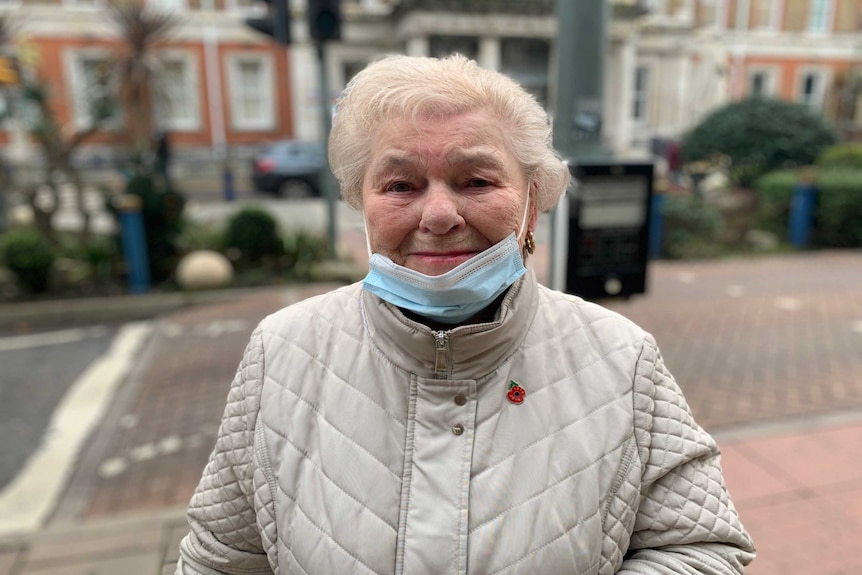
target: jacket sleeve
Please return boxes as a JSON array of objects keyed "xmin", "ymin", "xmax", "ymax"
[
  {"xmin": 616, "ymin": 334, "xmax": 756, "ymax": 574},
  {"xmin": 175, "ymin": 327, "xmax": 275, "ymax": 575}
]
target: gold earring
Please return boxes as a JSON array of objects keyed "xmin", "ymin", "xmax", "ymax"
[{"xmin": 524, "ymin": 231, "xmax": 536, "ymax": 255}]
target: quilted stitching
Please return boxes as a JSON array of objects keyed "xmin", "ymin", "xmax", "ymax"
[{"xmin": 623, "ymin": 335, "xmax": 754, "ymax": 572}]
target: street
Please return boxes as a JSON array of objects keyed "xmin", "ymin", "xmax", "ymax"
[{"xmin": 0, "ymin": 325, "xmax": 119, "ymax": 491}]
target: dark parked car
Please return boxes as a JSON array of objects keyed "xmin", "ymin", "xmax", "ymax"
[{"xmin": 251, "ymin": 140, "xmax": 325, "ymax": 198}]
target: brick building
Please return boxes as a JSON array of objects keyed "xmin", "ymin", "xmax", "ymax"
[{"xmin": 0, "ymin": 0, "xmax": 860, "ymax": 166}]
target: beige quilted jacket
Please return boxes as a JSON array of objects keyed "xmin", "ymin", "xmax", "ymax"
[{"xmin": 177, "ymin": 272, "xmax": 755, "ymax": 574}]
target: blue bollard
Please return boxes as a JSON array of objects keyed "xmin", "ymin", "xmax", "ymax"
[
  {"xmin": 788, "ymin": 182, "xmax": 817, "ymax": 248},
  {"xmin": 648, "ymin": 194, "xmax": 665, "ymax": 259},
  {"xmin": 115, "ymin": 194, "xmax": 151, "ymax": 294},
  {"xmin": 223, "ymin": 165, "xmax": 235, "ymax": 202}
]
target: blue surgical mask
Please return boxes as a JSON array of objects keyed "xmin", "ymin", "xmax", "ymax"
[{"xmin": 362, "ymin": 192, "xmax": 531, "ymax": 324}]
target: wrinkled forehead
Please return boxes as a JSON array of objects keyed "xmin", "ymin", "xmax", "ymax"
[{"xmin": 366, "ymin": 110, "xmax": 517, "ymax": 167}]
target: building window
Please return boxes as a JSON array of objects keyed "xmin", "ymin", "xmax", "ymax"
[
  {"xmin": 227, "ymin": 54, "xmax": 274, "ymax": 130},
  {"xmin": 808, "ymin": 0, "xmax": 832, "ymax": 33},
  {"xmin": 500, "ymin": 38, "xmax": 550, "ymax": 108},
  {"xmin": 798, "ymin": 70, "xmax": 827, "ymax": 111},
  {"xmin": 68, "ymin": 51, "xmax": 121, "ymax": 130},
  {"xmin": 429, "ymin": 36, "xmax": 478, "ymax": 61},
  {"xmin": 748, "ymin": 69, "xmax": 776, "ymax": 97},
  {"xmin": 633, "ymin": 65, "xmax": 650, "ymax": 123},
  {"xmin": 154, "ymin": 55, "xmax": 199, "ymax": 131}
]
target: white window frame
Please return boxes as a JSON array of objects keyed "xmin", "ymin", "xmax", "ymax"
[
  {"xmin": 632, "ymin": 65, "xmax": 651, "ymax": 125},
  {"xmin": 65, "ymin": 48, "xmax": 122, "ymax": 131},
  {"xmin": 226, "ymin": 52, "xmax": 275, "ymax": 131},
  {"xmin": 797, "ymin": 68, "xmax": 830, "ymax": 112},
  {"xmin": 154, "ymin": 51, "xmax": 201, "ymax": 132},
  {"xmin": 748, "ymin": 67, "xmax": 778, "ymax": 97},
  {"xmin": 807, "ymin": 0, "xmax": 834, "ymax": 33}
]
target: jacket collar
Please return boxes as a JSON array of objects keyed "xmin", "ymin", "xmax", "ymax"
[{"xmin": 360, "ymin": 271, "xmax": 538, "ymax": 381}]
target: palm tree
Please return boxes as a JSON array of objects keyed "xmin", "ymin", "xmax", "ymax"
[{"xmin": 106, "ymin": 0, "xmax": 177, "ymax": 167}]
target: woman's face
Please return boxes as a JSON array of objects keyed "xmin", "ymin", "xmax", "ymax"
[{"xmin": 361, "ymin": 110, "xmax": 537, "ymax": 276}]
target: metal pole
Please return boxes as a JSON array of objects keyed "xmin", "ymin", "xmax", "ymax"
[
  {"xmin": 317, "ymin": 42, "xmax": 337, "ymax": 260},
  {"xmin": 552, "ymin": 0, "xmax": 611, "ymax": 161},
  {"xmin": 549, "ymin": 0, "xmax": 612, "ymax": 290}
]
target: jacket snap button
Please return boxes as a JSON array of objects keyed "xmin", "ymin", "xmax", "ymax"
[
  {"xmin": 451, "ymin": 423, "xmax": 465, "ymax": 436},
  {"xmin": 454, "ymin": 394, "xmax": 467, "ymax": 406}
]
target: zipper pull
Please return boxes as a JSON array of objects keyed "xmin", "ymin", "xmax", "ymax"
[{"xmin": 434, "ymin": 330, "xmax": 450, "ymax": 379}]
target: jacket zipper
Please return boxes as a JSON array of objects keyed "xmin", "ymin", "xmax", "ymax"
[{"xmin": 433, "ymin": 330, "xmax": 450, "ymax": 379}]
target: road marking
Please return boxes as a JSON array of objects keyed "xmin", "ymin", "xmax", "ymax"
[
  {"xmin": 726, "ymin": 285, "xmax": 746, "ymax": 297},
  {"xmin": 851, "ymin": 320, "xmax": 862, "ymax": 335},
  {"xmin": 0, "ymin": 326, "xmax": 110, "ymax": 352},
  {"xmin": 0, "ymin": 322, "xmax": 153, "ymax": 536}
]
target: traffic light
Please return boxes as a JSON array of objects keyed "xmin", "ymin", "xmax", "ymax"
[
  {"xmin": 245, "ymin": 0, "xmax": 291, "ymax": 46},
  {"xmin": 308, "ymin": 0, "xmax": 341, "ymax": 42}
]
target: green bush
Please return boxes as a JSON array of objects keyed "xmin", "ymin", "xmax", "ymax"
[
  {"xmin": 816, "ymin": 143, "xmax": 862, "ymax": 170},
  {"xmin": 661, "ymin": 195, "xmax": 724, "ymax": 259},
  {"xmin": 754, "ymin": 167, "xmax": 862, "ymax": 247},
  {"xmin": 223, "ymin": 206, "xmax": 283, "ymax": 265},
  {"xmin": 283, "ymin": 230, "xmax": 331, "ymax": 280},
  {"xmin": 754, "ymin": 169, "xmax": 797, "ymax": 239},
  {"xmin": 681, "ymin": 98, "xmax": 836, "ymax": 187},
  {"xmin": 177, "ymin": 220, "xmax": 225, "ymax": 254},
  {"xmin": 813, "ymin": 169, "xmax": 862, "ymax": 247},
  {"xmin": 0, "ymin": 229, "xmax": 56, "ymax": 293},
  {"xmin": 108, "ymin": 174, "xmax": 186, "ymax": 283}
]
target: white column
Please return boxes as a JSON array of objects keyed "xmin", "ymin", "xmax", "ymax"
[
  {"xmin": 202, "ymin": 0, "xmax": 226, "ymax": 158},
  {"xmin": 478, "ymin": 37, "xmax": 500, "ymax": 70},
  {"xmin": 614, "ymin": 37, "xmax": 636, "ymax": 155}
]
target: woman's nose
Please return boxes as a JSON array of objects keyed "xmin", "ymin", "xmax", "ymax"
[{"xmin": 419, "ymin": 185, "xmax": 465, "ymax": 235}]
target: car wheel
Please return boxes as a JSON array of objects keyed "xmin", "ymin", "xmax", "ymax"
[{"xmin": 278, "ymin": 178, "xmax": 314, "ymax": 198}]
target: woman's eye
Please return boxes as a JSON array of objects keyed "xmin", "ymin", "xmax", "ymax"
[
  {"xmin": 466, "ymin": 178, "xmax": 492, "ymax": 188},
  {"xmin": 387, "ymin": 181, "xmax": 413, "ymax": 193}
]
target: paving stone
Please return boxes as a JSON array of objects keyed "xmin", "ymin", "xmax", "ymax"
[{"xmin": 19, "ymin": 550, "xmax": 161, "ymax": 575}]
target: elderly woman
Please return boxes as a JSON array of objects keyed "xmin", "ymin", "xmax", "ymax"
[{"xmin": 177, "ymin": 55, "xmax": 754, "ymax": 574}]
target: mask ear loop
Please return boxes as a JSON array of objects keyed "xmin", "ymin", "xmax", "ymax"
[{"xmin": 363, "ymin": 214, "xmax": 373, "ymax": 258}]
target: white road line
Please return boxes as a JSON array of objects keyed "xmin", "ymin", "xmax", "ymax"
[
  {"xmin": 0, "ymin": 326, "xmax": 111, "ymax": 352},
  {"xmin": 0, "ymin": 321, "xmax": 153, "ymax": 536}
]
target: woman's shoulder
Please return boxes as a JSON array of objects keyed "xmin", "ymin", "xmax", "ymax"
[
  {"xmin": 258, "ymin": 281, "xmax": 364, "ymax": 335},
  {"xmin": 534, "ymin": 283, "xmax": 648, "ymax": 344}
]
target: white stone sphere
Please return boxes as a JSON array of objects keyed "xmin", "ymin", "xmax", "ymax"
[{"xmin": 176, "ymin": 250, "xmax": 233, "ymax": 290}]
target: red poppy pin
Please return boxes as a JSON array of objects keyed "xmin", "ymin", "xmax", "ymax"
[{"xmin": 507, "ymin": 381, "xmax": 526, "ymax": 405}]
